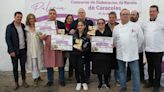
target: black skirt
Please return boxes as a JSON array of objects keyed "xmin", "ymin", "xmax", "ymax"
[{"xmin": 92, "ymin": 53, "xmax": 112, "ymax": 75}]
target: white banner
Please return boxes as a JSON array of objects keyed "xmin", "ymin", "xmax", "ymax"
[{"xmin": 25, "ymin": 0, "xmax": 142, "ymax": 22}]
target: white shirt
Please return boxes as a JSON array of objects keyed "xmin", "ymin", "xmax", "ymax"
[
  {"xmin": 134, "ymin": 20, "xmax": 145, "ymax": 53},
  {"xmin": 15, "ymin": 25, "xmax": 25, "ymax": 49},
  {"xmin": 142, "ymin": 17, "xmax": 164, "ymax": 52},
  {"xmin": 113, "ymin": 21, "xmax": 144, "ymax": 62},
  {"xmin": 30, "ymin": 32, "xmax": 38, "ymax": 58},
  {"xmin": 26, "ymin": 26, "xmax": 38, "ymax": 58}
]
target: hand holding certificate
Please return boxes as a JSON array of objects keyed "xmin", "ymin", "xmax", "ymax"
[
  {"xmin": 51, "ymin": 35, "xmax": 73, "ymax": 51},
  {"xmin": 91, "ymin": 36, "xmax": 113, "ymax": 53},
  {"xmin": 57, "ymin": 29, "xmax": 65, "ymax": 35}
]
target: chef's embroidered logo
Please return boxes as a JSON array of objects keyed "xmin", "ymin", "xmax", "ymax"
[{"xmin": 131, "ymin": 29, "xmax": 135, "ymax": 32}]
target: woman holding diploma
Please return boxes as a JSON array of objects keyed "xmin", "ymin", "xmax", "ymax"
[
  {"xmin": 25, "ymin": 13, "xmax": 44, "ymax": 86},
  {"xmin": 92, "ymin": 18, "xmax": 112, "ymax": 89},
  {"xmin": 72, "ymin": 21, "xmax": 91, "ymax": 91},
  {"xmin": 63, "ymin": 14, "xmax": 74, "ymax": 79}
]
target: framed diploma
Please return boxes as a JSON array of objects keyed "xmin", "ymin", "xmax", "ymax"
[
  {"xmin": 35, "ymin": 21, "xmax": 56, "ymax": 35},
  {"xmin": 91, "ymin": 36, "xmax": 113, "ymax": 53},
  {"xmin": 51, "ymin": 35, "xmax": 73, "ymax": 51}
]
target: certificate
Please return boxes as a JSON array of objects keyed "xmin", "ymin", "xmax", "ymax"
[
  {"xmin": 35, "ymin": 21, "xmax": 56, "ymax": 35},
  {"xmin": 51, "ymin": 35, "xmax": 73, "ymax": 51},
  {"xmin": 91, "ymin": 36, "xmax": 113, "ymax": 53}
]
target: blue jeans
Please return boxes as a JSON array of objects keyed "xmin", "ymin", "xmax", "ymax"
[
  {"xmin": 47, "ymin": 68, "xmax": 54, "ymax": 82},
  {"xmin": 117, "ymin": 60, "xmax": 140, "ymax": 92},
  {"xmin": 115, "ymin": 69, "xmax": 120, "ymax": 82},
  {"xmin": 47, "ymin": 67, "xmax": 65, "ymax": 82},
  {"xmin": 58, "ymin": 67, "xmax": 65, "ymax": 82}
]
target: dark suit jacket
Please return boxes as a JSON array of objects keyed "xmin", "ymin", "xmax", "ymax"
[
  {"xmin": 56, "ymin": 20, "xmax": 65, "ymax": 29},
  {"xmin": 5, "ymin": 22, "xmax": 27, "ymax": 55}
]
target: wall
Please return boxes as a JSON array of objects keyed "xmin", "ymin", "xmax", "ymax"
[{"xmin": 0, "ymin": 0, "xmax": 163, "ymax": 71}]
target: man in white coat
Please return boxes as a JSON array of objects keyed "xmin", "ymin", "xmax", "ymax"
[
  {"xmin": 126, "ymin": 10, "xmax": 145, "ymax": 83},
  {"xmin": 113, "ymin": 9, "xmax": 144, "ymax": 92},
  {"xmin": 143, "ymin": 5, "xmax": 164, "ymax": 92}
]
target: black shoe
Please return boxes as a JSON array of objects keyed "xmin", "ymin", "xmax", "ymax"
[
  {"xmin": 120, "ymin": 87, "xmax": 127, "ymax": 92},
  {"xmin": 153, "ymin": 87, "xmax": 159, "ymax": 92},
  {"xmin": 143, "ymin": 83, "xmax": 153, "ymax": 88},
  {"xmin": 126, "ymin": 77, "xmax": 131, "ymax": 82},
  {"xmin": 13, "ymin": 84, "xmax": 19, "ymax": 90},
  {"xmin": 46, "ymin": 82, "xmax": 53, "ymax": 87},
  {"xmin": 22, "ymin": 81, "xmax": 29, "ymax": 88},
  {"xmin": 37, "ymin": 76, "xmax": 43, "ymax": 81},
  {"xmin": 60, "ymin": 81, "xmax": 65, "ymax": 87},
  {"xmin": 141, "ymin": 79, "xmax": 146, "ymax": 84},
  {"xmin": 97, "ymin": 83, "xmax": 102, "ymax": 90}
]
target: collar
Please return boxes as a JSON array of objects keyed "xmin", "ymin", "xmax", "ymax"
[{"xmin": 150, "ymin": 17, "xmax": 157, "ymax": 21}]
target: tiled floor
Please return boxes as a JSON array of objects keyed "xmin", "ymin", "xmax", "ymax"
[{"xmin": 0, "ymin": 71, "xmax": 163, "ymax": 92}]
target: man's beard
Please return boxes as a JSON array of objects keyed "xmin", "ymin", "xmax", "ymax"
[{"xmin": 130, "ymin": 17, "xmax": 137, "ymax": 22}]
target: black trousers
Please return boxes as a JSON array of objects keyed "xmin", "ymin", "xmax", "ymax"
[
  {"xmin": 127, "ymin": 52, "xmax": 144, "ymax": 81},
  {"xmin": 64, "ymin": 57, "xmax": 74, "ymax": 77},
  {"xmin": 98, "ymin": 74, "xmax": 109, "ymax": 85},
  {"xmin": 74, "ymin": 55, "xmax": 86, "ymax": 83},
  {"xmin": 145, "ymin": 52, "xmax": 163, "ymax": 87},
  {"xmin": 11, "ymin": 49, "xmax": 27, "ymax": 82},
  {"xmin": 84, "ymin": 60, "xmax": 90, "ymax": 79}
]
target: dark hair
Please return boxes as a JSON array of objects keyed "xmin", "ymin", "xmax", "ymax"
[
  {"xmin": 49, "ymin": 8, "xmax": 56, "ymax": 12},
  {"xmin": 120, "ymin": 8, "xmax": 130, "ymax": 15},
  {"xmin": 109, "ymin": 11, "xmax": 117, "ymax": 18},
  {"xmin": 26, "ymin": 13, "xmax": 36, "ymax": 26},
  {"xmin": 136, "ymin": 12, "xmax": 139, "ymax": 17},
  {"xmin": 77, "ymin": 20, "xmax": 86, "ymax": 26},
  {"xmin": 76, "ymin": 20, "xmax": 87, "ymax": 34},
  {"xmin": 14, "ymin": 11, "xmax": 22, "ymax": 17},
  {"xmin": 97, "ymin": 18, "xmax": 106, "ymax": 24},
  {"xmin": 64, "ymin": 14, "xmax": 74, "ymax": 23},
  {"xmin": 150, "ymin": 5, "xmax": 159, "ymax": 12}
]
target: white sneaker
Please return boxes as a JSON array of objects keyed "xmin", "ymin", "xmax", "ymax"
[
  {"xmin": 76, "ymin": 83, "xmax": 81, "ymax": 91},
  {"xmin": 82, "ymin": 83, "xmax": 88, "ymax": 91}
]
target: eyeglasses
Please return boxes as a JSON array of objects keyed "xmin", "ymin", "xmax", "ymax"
[
  {"xmin": 97, "ymin": 22, "xmax": 105, "ymax": 25},
  {"xmin": 121, "ymin": 14, "xmax": 130, "ymax": 16}
]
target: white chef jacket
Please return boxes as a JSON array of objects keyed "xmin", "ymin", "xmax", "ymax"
[
  {"xmin": 142, "ymin": 17, "xmax": 164, "ymax": 52},
  {"xmin": 113, "ymin": 21, "xmax": 144, "ymax": 62},
  {"xmin": 135, "ymin": 20, "xmax": 145, "ymax": 53}
]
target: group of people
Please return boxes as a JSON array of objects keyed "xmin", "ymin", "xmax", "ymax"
[{"xmin": 5, "ymin": 5, "xmax": 164, "ymax": 92}]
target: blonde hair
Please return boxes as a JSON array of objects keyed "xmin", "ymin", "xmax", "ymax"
[{"xmin": 26, "ymin": 13, "xmax": 36, "ymax": 26}]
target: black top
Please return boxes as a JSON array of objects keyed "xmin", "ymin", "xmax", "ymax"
[{"xmin": 72, "ymin": 30, "xmax": 91, "ymax": 56}]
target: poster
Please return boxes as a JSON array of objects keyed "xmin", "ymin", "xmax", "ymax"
[
  {"xmin": 35, "ymin": 21, "xmax": 56, "ymax": 35},
  {"xmin": 91, "ymin": 36, "xmax": 113, "ymax": 53},
  {"xmin": 51, "ymin": 35, "xmax": 73, "ymax": 51}
]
